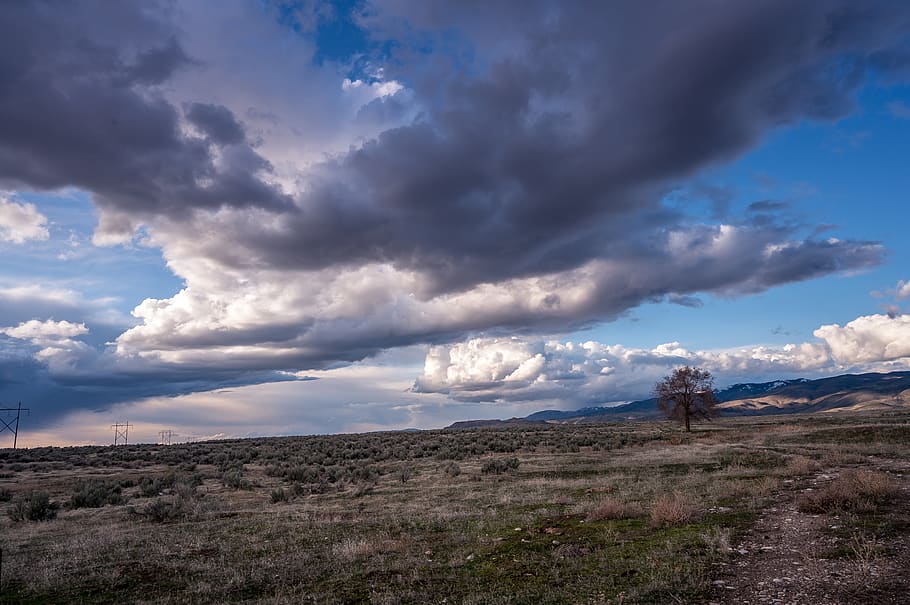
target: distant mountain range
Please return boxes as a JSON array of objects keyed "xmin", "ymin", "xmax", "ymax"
[{"xmin": 446, "ymin": 371, "xmax": 910, "ymax": 428}]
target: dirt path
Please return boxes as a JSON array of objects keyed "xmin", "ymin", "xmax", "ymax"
[{"xmin": 707, "ymin": 464, "xmax": 910, "ymax": 605}]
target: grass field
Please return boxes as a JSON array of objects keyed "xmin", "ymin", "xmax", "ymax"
[{"xmin": 1, "ymin": 412, "xmax": 908, "ymax": 604}]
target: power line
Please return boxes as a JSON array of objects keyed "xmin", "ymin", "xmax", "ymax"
[
  {"xmin": 0, "ymin": 402, "xmax": 29, "ymax": 449},
  {"xmin": 111, "ymin": 421, "xmax": 133, "ymax": 446},
  {"xmin": 158, "ymin": 429, "xmax": 176, "ymax": 445}
]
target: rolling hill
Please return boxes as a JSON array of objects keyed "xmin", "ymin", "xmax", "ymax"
[{"xmin": 446, "ymin": 371, "xmax": 910, "ymax": 428}]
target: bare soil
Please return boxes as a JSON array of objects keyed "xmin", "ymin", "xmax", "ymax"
[{"xmin": 710, "ymin": 460, "xmax": 910, "ymax": 605}]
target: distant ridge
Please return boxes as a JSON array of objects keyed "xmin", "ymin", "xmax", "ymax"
[{"xmin": 445, "ymin": 371, "xmax": 910, "ymax": 428}]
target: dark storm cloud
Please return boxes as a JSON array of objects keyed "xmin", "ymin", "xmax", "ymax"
[
  {"xmin": 748, "ymin": 238, "xmax": 884, "ymax": 290},
  {"xmin": 126, "ymin": 39, "xmax": 193, "ymax": 86},
  {"xmin": 183, "ymin": 0, "xmax": 907, "ymax": 294},
  {"xmin": 667, "ymin": 295, "xmax": 704, "ymax": 309},
  {"xmin": 1, "ymin": 0, "xmax": 904, "ymax": 288},
  {"xmin": 186, "ymin": 103, "xmax": 247, "ymax": 145},
  {"xmin": 104, "ymin": 0, "xmax": 904, "ymax": 376},
  {"xmin": 748, "ymin": 200, "xmax": 791, "ymax": 213},
  {"xmin": 0, "ymin": 1, "xmax": 288, "ymax": 228},
  {"xmin": 0, "ymin": 349, "xmax": 297, "ymax": 430}
]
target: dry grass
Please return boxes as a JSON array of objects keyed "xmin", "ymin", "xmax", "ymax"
[
  {"xmin": 1, "ymin": 411, "xmax": 908, "ymax": 604},
  {"xmin": 332, "ymin": 536, "xmax": 383, "ymax": 561},
  {"xmin": 797, "ymin": 469, "xmax": 899, "ymax": 513},
  {"xmin": 701, "ymin": 526, "xmax": 733, "ymax": 555},
  {"xmin": 818, "ymin": 449, "xmax": 870, "ymax": 466},
  {"xmin": 849, "ymin": 531, "xmax": 881, "ymax": 577},
  {"xmin": 649, "ymin": 492, "xmax": 696, "ymax": 526},
  {"xmin": 586, "ymin": 495, "xmax": 643, "ymax": 521},
  {"xmin": 781, "ymin": 454, "xmax": 820, "ymax": 476}
]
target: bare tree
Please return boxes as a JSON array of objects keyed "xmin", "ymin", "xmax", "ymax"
[{"xmin": 655, "ymin": 366, "xmax": 719, "ymax": 432}]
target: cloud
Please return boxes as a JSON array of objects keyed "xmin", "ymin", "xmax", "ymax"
[
  {"xmin": 14, "ymin": 357, "xmax": 502, "ymax": 447},
  {"xmin": 118, "ymin": 1, "xmax": 899, "ymax": 351},
  {"xmin": 0, "ymin": 2, "xmax": 290, "ymax": 246},
  {"xmin": 1, "ymin": 319, "xmax": 88, "ymax": 341},
  {"xmin": 0, "ymin": 196, "xmax": 48, "ymax": 243},
  {"xmin": 0, "ymin": 328, "xmax": 299, "ymax": 429},
  {"xmin": 185, "ymin": 103, "xmax": 246, "ymax": 145},
  {"xmin": 108, "ymin": 224, "xmax": 881, "ymax": 373},
  {"xmin": 0, "ymin": 283, "xmax": 133, "ymax": 338},
  {"xmin": 1, "ymin": 319, "xmax": 97, "ymax": 379},
  {"xmin": 814, "ymin": 314, "xmax": 910, "ymax": 365},
  {"xmin": 0, "ymin": 304, "xmax": 298, "ymax": 427},
  {"xmin": 896, "ymin": 279, "xmax": 910, "ymax": 300},
  {"xmin": 413, "ymin": 312, "xmax": 910, "ymax": 406},
  {"xmin": 0, "ymin": 1, "xmax": 909, "ymax": 427},
  {"xmin": 667, "ymin": 294, "xmax": 704, "ymax": 308},
  {"xmin": 747, "ymin": 200, "xmax": 790, "ymax": 213},
  {"xmin": 164, "ymin": 0, "xmax": 416, "ymax": 187}
]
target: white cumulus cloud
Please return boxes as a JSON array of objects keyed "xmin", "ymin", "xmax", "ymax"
[
  {"xmin": 0, "ymin": 196, "xmax": 49, "ymax": 244},
  {"xmin": 1, "ymin": 319, "xmax": 88, "ymax": 341},
  {"xmin": 814, "ymin": 314, "xmax": 910, "ymax": 365},
  {"xmin": 0, "ymin": 319, "xmax": 97, "ymax": 375},
  {"xmin": 413, "ymin": 312, "xmax": 910, "ymax": 406}
]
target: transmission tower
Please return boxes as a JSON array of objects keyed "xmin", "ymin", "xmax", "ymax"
[
  {"xmin": 0, "ymin": 402, "xmax": 29, "ymax": 449},
  {"xmin": 111, "ymin": 421, "xmax": 133, "ymax": 445},
  {"xmin": 158, "ymin": 429, "xmax": 175, "ymax": 445}
]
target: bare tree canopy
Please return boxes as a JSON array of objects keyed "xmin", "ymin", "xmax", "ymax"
[{"xmin": 655, "ymin": 366, "xmax": 719, "ymax": 432}]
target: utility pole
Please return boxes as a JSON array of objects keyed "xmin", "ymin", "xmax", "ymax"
[
  {"xmin": 0, "ymin": 401, "xmax": 29, "ymax": 449},
  {"xmin": 158, "ymin": 429, "xmax": 175, "ymax": 445},
  {"xmin": 111, "ymin": 421, "xmax": 133, "ymax": 445}
]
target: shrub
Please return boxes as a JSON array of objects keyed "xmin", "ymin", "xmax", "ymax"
[
  {"xmin": 0, "ymin": 486, "xmax": 12, "ymax": 502},
  {"xmin": 396, "ymin": 466, "xmax": 414, "ymax": 483},
  {"xmin": 270, "ymin": 487, "xmax": 289, "ymax": 503},
  {"xmin": 284, "ymin": 465, "xmax": 321, "ymax": 483},
  {"xmin": 142, "ymin": 496, "xmax": 187, "ymax": 523},
  {"xmin": 798, "ymin": 470, "xmax": 898, "ymax": 514},
  {"xmin": 136, "ymin": 476, "xmax": 208, "ymax": 523},
  {"xmin": 481, "ymin": 457, "xmax": 520, "ymax": 474},
  {"xmin": 70, "ymin": 478, "xmax": 126, "ymax": 508},
  {"xmin": 649, "ymin": 492, "xmax": 695, "ymax": 527},
  {"xmin": 174, "ymin": 479, "xmax": 199, "ymax": 501},
  {"xmin": 8, "ymin": 491, "xmax": 58, "ymax": 522},
  {"xmin": 140, "ymin": 482, "xmax": 203, "ymax": 522},
  {"xmin": 221, "ymin": 469, "xmax": 252, "ymax": 490},
  {"xmin": 138, "ymin": 472, "xmax": 177, "ymax": 497},
  {"xmin": 297, "ymin": 481, "xmax": 333, "ymax": 495},
  {"xmin": 139, "ymin": 473, "xmax": 202, "ymax": 497},
  {"xmin": 440, "ymin": 461, "xmax": 461, "ymax": 477},
  {"xmin": 353, "ymin": 481, "xmax": 375, "ymax": 497}
]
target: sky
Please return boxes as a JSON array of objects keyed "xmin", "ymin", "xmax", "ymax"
[{"xmin": 2, "ymin": 0, "xmax": 910, "ymax": 446}]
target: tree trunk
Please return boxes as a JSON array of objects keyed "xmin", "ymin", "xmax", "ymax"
[{"xmin": 684, "ymin": 412, "xmax": 691, "ymax": 432}]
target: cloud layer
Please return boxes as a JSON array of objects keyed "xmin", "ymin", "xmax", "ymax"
[
  {"xmin": 414, "ymin": 313, "xmax": 910, "ymax": 406},
  {"xmin": 107, "ymin": 1, "xmax": 904, "ymax": 369},
  {"xmin": 1, "ymin": 1, "xmax": 909, "ymax": 427}
]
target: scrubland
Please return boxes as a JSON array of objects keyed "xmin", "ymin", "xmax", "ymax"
[{"xmin": 1, "ymin": 412, "xmax": 908, "ymax": 604}]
